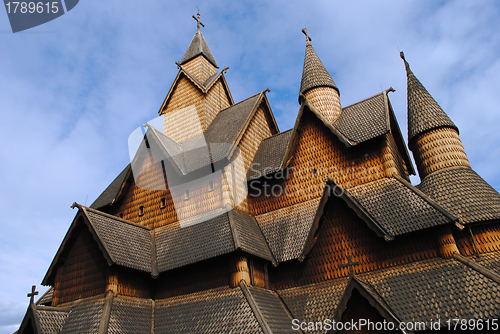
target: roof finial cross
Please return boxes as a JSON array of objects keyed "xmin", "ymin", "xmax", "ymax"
[
  {"xmin": 192, "ymin": 12, "xmax": 204, "ymax": 31},
  {"xmin": 27, "ymin": 285, "xmax": 38, "ymax": 304},
  {"xmin": 302, "ymin": 28, "xmax": 312, "ymax": 46},
  {"xmin": 340, "ymin": 254, "xmax": 360, "ymax": 277}
]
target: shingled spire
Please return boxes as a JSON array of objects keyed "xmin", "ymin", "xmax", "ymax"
[
  {"xmin": 401, "ymin": 52, "xmax": 470, "ymax": 179},
  {"xmin": 180, "ymin": 13, "xmax": 218, "ymax": 68},
  {"xmin": 300, "ymin": 29, "xmax": 342, "ymax": 124},
  {"xmin": 401, "ymin": 52, "xmax": 458, "ymax": 144}
]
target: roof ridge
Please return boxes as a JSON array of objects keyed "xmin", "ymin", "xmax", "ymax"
[
  {"xmin": 392, "ymin": 174, "xmax": 460, "ymax": 225},
  {"xmin": 217, "ymin": 90, "xmax": 266, "ymax": 114},
  {"xmin": 75, "ymin": 203, "xmax": 151, "ymax": 230},
  {"xmin": 260, "ymin": 129, "xmax": 292, "ymax": 141},
  {"xmin": 340, "ymin": 88, "xmax": 392, "ymax": 110}
]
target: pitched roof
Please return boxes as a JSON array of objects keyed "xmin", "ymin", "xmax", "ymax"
[
  {"xmin": 360, "ymin": 257, "xmax": 500, "ymax": 325},
  {"xmin": 85, "ymin": 209, "xmax": 153, "ymax": 273},
  {"xmin": 300, "ymin": 39, "xmax": 338, "ymax": 95},
  {"xmin": 180, "ymin": 29, "xmax": 218, "ymax": 68},
  {"xmin": 45, "ymin": 205, "xmax": 274, "ymax": 280},
  {"xmin": 333, "ymin": 90, "xmax": 390, "ymax": 144},
  {"xmin": 417, "ymin": 166, "xmax": 500, "ymax": 224},
  {"xmin": 278, "ymin": 277, "xmax": 348, "ymax": 326},
  {"xmin": 36, "ymin": 307, "xmax": 69, "ymax": 334},
  {"xmin": 90, "ymin": 164, "xmax": 130, "ymax": 209},
  {"xmin": 346, "ymin": 176, "xmax": 457, "ymax": 237},
  {"xmin": 256, "ymin": 197, "xmax": 323, "ymax": 263},
  {"xmin": 43, "ymin": 206, "xmax": 154, "ymax": 285},
  {"xmin": 400, "ymin": 52, "xmax": 458, "ymax": 143},
  {"xmin": 107, "ymin": 297, "xmax": 153, "ymax": 334},
  {"xmin": 247, "ymin": 130, "xmax": 293, "ymax": 181},
  {"xmin": 59, "ymin": 296, "xmax": 105, "ymax": 333},
  {"xmin": 156, "ymin": 209, "xmax": 274, "ymax": 272}
]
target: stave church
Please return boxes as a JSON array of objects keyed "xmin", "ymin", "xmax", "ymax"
[{"xmin": 17, "ymin": 14, "xmax": 500, "ymax": 334}]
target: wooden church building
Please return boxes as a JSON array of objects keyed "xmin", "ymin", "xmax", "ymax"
[{"xmin": 18, "ymin": 15, "xmax": 500, "ymax": 334}]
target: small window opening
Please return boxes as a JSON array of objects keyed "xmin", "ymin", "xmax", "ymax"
[
  {"xmin": 160, "ymin": 197, "xmax": 166, "ymax": 208},
  {"xmin": 312, "ymin": 168, "xmax": 317, "ymax": 175},
  {"xmin": 208, "ymin": 181, "xmax": 214, "ymax": 191},
  {"xmin": 184, "ymin": 189, "xmax": 190, "ymax": 200},
  {"xmin": 139, "ymin": 206, "xmax": 144, "ymax": 216}
]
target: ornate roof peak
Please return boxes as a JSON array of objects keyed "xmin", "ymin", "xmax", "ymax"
[
  {"xmin": 401, "ymin": 51, "xmax": 458, "ymax": 143},
  {"xmin": 299, "ymin": 28, "xmax": 338, "ymax": 95},
  {"xmin": 180, "ymin": 13, "xmax": 218, "ymax": 68}
]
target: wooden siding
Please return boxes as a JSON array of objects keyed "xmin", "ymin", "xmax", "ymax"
[
  {"xmin": 269, "ymin": 198, "xmax": 439, "ymax": 290},
  {"xmin": 248, "ymin": 111, "xmax": 387, "ymax": 215},
  {"xmin": 411, "ymin": 127, "xmax": 470, "ymax": 179},
  {"xmin": 53, "ymin": 225, "xmax": 107, "ymax": 305},
  {"xmin": 455, "ymin": 223, "xmax": 500, "ymax": 256},
  {"xmin": 154, "ymin": 254, "xmax": 232, "ymax": 299},
  {"xmin": 304, "ymin": 87, "xmax": 341, "ymax": 124},
  {"xmin": 204, "ymin": 78, "xmax": 231, "ymax": 129},
  {"xmin": 182, "ymin": 55, "xmax": 217, "ymax": 84}
]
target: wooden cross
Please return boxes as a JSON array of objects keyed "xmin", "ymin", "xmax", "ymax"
[
  {"xmin": 340, "ymin": 254, "xmax": 360, "ymax": 277},
  {"xmin": 192, "ymin": 13, "xmax": 205, "ymax": 30},
  {"xmin": 27, "ymin": 285, "xmax": 38, "ymax": 304},
  {"xmin": 302, "ymin": 28, "xmax": 312, "ymax": 44}
]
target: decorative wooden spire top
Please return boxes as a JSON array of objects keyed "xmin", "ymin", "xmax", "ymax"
[
  {"xmin": 27, "ymin": 285, "xmax": 38, "ymax": 304},
  {"xmin": 302, "ymin": 28, "xmax": 312, "ymax": 46},
  {"xmin": 180, "ymin": 13, "xmax": 218, "ymax": 68},
  {"xmin": 192, "ymin": 13, "xmax": 204, "ymax": 31},
  {"xmin": 400, "ymin": 51, "xmax": 458, "ymax": 144},
  {"xmin": 300, "ymin": 28, "xmax": 338, "ymax": 95}
]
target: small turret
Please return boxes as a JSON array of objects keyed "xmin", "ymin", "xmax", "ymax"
[
  {"xmin": 401, "ymin": 52, "xmax": 470, "ymax": 180},
  {"xmin": 299, "ymin": 29, "xmax": 342, "ymax": 124}
]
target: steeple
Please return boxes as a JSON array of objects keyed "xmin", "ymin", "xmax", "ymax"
[
  {"xmin": 401, "ymin": 52, "xmax": 470, "ymax": 179},
  {"xmin": 299, "ymin": 29, "xmax": 342, "ymax": 124},
  {"xmin": 180, "ymin": 13, "xmax": 218, "ymax": 69}
]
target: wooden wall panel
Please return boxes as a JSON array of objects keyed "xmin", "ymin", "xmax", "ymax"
[
  {"xmin": 411, "ymin": 128, "xmax": 470, "ymax": 179},
  {"xmin": 204, "ymin": 79, "xmax": 231, "ymax": 129},
  {"xmin": 269, "ymin": 198, "xmax": 439, "ymax": 290},
  {"xmin": 53, "ymin": 225, "xmax": 107, "ymax": 305},
  {"xmin": 154, "ymin": 255, "xmax": 231, "ymax": 299},
  {"xmin": 182, "ymin": 55, "xmax": 217, "ymax": 84},
  {"xmin": 249, "ymin": 111, "xmax": 387, "ymax": 215},
  {"xmin": 455, "ymin": 223, "xmax": 500, "ymax": 256}
]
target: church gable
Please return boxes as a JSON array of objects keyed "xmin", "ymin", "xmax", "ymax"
[{"xmin": 50, "ymin": 222, "xmax": 108, "ymax": 305}]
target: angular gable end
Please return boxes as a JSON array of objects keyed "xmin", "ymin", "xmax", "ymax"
[
  {"xmin": 333, "ymin": 276, "xmax": 402, "ymax": 329},
  {"xmin": 42, "ymin": 207, "xmax": 113, "ymax": 287}
]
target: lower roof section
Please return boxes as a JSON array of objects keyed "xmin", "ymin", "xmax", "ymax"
[{"xmin": 24, "ymin": 252, "xmax": 500, "ymax": 334}]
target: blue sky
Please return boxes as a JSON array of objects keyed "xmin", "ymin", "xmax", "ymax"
[{"xmin": 1, "ymin": 1, "xmax": 500, "ymax": 332}]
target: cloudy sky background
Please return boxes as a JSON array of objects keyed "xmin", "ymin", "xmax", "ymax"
[{"xmin": 1, "ymin": 0, "xmax": 499, "ymax": 332}]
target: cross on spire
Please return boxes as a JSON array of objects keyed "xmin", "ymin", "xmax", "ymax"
[
  {"xmin": 27, "ymin": 285, "xmax": 38, "ymax": 304},
  {"xmin": 340, "ymin": 254, "xmax": 360, "ymax": 277},
  {"xmin": 192, "ymin": 13, "xmax": 205, "ymax": 31},
  {"xmin": 302, "ymin": 28, "xmax": 312, "ymax": 46}
]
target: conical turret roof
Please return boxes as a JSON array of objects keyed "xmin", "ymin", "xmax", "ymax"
[
  {"xmin": 401, "ymin": 52, "xmax": 458, "ymax": 144},
  {"xmin": 180, "ymin": 18, "xmax": 218, "ymax": 68},
  {"xmin": 300, "ymin": 30, "xmax": 339, "ymax": 95}
]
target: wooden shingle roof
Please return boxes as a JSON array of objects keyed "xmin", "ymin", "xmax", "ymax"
[
  {"xmin": 401, "ymin": 52, "xmax": 458, "ymax": 143},
  {"xmin": 300, "ymin": 38, "xmax": 338, "ymax": 95},
  {"xmin": 180, "ymin": 29, "xmax": 218, "ymax": 68},
  {"xmin": 418, "ymin": 166, "xmax": 500, "ymax": 224}
]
